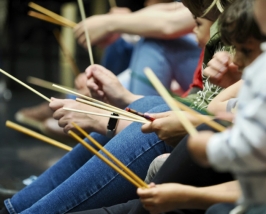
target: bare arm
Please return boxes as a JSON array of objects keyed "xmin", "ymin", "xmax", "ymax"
[
  {"xmin": 207, "ymin": 80, "xmax": 242, "ymax": 114},
  {"xmin": 106, "ymin": 4, "xmax": 194, "ymax": 39},
  {"xmin": 74, "ymin": 3, "xmax": 195, "ymax": 46},
  {"xmin": 191, "ymin": 181, "xmax": 240, "ymax": 209},
  {"xmin": 138, "ymin": 181, "xmax": 240, "ymax": 213}
]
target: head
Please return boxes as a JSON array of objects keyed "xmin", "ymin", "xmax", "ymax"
[
  {"xmin": 219, "ymin": 0, "xmax": 266, "ymax": 70},
  {"xmin": 254, "ymin": 0, "xmax": 266, "ymax": 35},
  {"xmin": 193, "ymin": 17, "xmax": 213, "ymax": 48},
  {"xmin": 182, "ymin": 0, "xmax": 233, "ymax": 21}
]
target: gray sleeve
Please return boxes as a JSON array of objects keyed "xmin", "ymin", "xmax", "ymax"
[{"xmin": 226, "ymin": 98, "xmax": 238, "ymax": 112}]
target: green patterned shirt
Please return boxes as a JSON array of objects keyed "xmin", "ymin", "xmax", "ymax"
[{"xmin": 183, "ymin": 22, "xmax": 231, "ymax": 110}]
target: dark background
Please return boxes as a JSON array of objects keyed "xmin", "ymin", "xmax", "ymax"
[{"xmin": 0, "ymin": 0, "xmax": 145, "ymax": 205}]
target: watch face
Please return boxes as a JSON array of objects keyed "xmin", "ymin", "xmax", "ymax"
[{"xmin": 107, "ymin": 113, "xmax": 119, "ymax": 130}]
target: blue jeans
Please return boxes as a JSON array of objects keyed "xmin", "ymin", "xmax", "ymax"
[
  {"xmin": 101, "ymin": 37, "xmax": 134, "ymax": 76},
  {"xmin": 129, "ymin": 35, "xmax": 201, "ymax": 95},
  {"xmin": 5, "ymin": 96, "xmax": 172, "ymax": 214}
]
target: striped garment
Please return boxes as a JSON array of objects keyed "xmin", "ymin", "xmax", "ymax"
[{"xmin": 207, "ymin": 43, "xmax": 266, "ymax": 205}]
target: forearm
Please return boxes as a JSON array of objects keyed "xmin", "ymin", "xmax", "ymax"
[
  {"xmin": 184, "ymin": 111, "xmax": 213, "ymax": 128},
  {"xmin": 207, "ymin": 80, "xmax": 242, "ymax": 114},
  {"xmin": 106, "ymin": 7, "xmax": 194, "ymax": 39},
  {"xmin": 184, "ymin": 181, "xmax": 240, "ymax": 210}
]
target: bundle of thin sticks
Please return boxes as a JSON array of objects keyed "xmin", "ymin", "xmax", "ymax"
[
  {"xmin": 0, "ymin": 68, "xmax": 149, "ymax": 124},
  {"xmin": 0, "ymin": 66, "xmax": 225, "ymax": 131},
  {"xmin": 28, "ymin": 2, "xmax": 77, "ymax": 28},
  {"xmin": 6, "ymin": 120, "xmax": 146, "ymax": 188},
  {"xmin": 0, "ymin": 66, "xmax": 227, "ymax": 188},
  {"xmin": 6, "ymin": 121, "xmax": 72, "ymax": 151},
  {"xmin": 69, "ymin": 122, "xmax": 148, "ymax": 188}
]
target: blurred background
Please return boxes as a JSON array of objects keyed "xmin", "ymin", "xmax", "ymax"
[{"xmin": 0, "ymin": 0, "xmax": 145, "ymax": 205}]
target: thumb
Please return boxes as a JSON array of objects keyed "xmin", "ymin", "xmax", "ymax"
[
  {"xmin": 144, "ymin": 111, "xmax": 170, "ymax": 119},
  {"xmin": 141, "ymin": 121, "xmax": 153, "ymax": 133},
  {"xmin": 228, "ymin": 62, "xmax": 239, "ymax": 72}
]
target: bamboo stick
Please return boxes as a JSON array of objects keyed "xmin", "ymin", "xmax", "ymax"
[
  {"xmin": 77, "ymin": 0, "xmax": 94, "ymax": 65},
  {"xmin": 6, "ymin": 121, "xmax": 72, "ymax": 151},
  {"xmin": 0, "ymin": 68, "xmax": 50, "ymax": 102},
  {"xmin": 52, "ymin": 84, "xmax": 147, "ymax": 122},
  {"xmin": 63, "ymin": 107, "xmax": 149, "ymax": 124},
  {"xmin": 144, "ymin": 68, "xmax": 198, "ymax": 136},
  {"xmin": 72, "ymin": 122, "xmax": 148, "ymax": 188},
  {"xmin": 77, "ymin": 98, "xmax": 148, "ymax": 122},
  {"xmin": 29, "ymin": 2, "xmax": 76, "ymax": 28},
  {"xmin": 68, "ymin": 130, "xmax": 143, "ymax": 188},
  {"xmin": 28, "ymin": 11, "xmax": 70, "ymax": 27},
  {"xmin": 27, "ymin": 76, "xmax": 78, "ymax": 94}
]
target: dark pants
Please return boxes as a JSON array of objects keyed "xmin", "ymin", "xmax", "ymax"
[
  {"xmin": 69, "ymin": 123, "xmax": 234, "ymax": 214},
  {"xmin": 205, "ymin": 203, "xmax": 236, "ymax": 214}
]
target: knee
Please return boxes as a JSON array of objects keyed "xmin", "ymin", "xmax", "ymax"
[{"xmin": 144, "ymin": 153, "xmax": 170, "ymax": 183}]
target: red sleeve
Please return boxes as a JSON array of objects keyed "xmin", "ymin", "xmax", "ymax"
[{"xmin": 182, "ymin": 50, "xmax": 204, "ymax": 97}]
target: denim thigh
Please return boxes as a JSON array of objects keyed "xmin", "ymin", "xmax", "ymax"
[{"xmin": 6, "ymin": 102, "xmax": 172, "ymax": 214}]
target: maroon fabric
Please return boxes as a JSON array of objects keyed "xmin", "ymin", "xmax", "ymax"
[{"xmin": 182, "ymin": 50, "xmax": 204, "ymax": 97}]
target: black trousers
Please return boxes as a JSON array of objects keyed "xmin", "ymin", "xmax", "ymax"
[{"xmin": 69, "ymin": 123, "xmax": 233, "ymax": 214}]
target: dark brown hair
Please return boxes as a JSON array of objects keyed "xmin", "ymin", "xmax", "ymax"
[
  {"xmin": 182, "ymin": 0, "xmax": 233, "ymax": 21},
  {"xmin": 219, "ymin": 0, "xmax": 266, "ymax": 45}
]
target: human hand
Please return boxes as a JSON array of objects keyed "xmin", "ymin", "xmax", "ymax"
[
  {"xmin": 138, "ymin": 183, "xmax": 196, "ymax": 214},
  {"xmin": 204, "ymin": 51, "xmax": 242, "ymax": 88},
  {"xmin": 74, "ymin": 15, "xmax": 120, "ymax": 48},
  {"xmin": 141, "ymin": 111, "xmax": 187, "ymax": 147},
  {"xmin": 187, "ymin": 131, "xmax": 214, "ymax": 167},
  {"xmin": 74, "ymin": 72, "xmax": 91, "ymax": 97},
  {"xmin": 215, "ymin": 112, "xmax": 235, "ymax": 123},
  {"xmin": 85, "ymin": 64, "xmax": 139, "ymax": 108},
  {"xmin": 109, "ymin": 7, "xmax": 131, "ymax": 14},
  {"xmin": 49, "ymin": 98, "xmax": 107, "ymax": 135}
]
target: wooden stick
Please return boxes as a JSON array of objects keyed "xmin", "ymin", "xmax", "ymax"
[
  {"xmin": 144, "ymin": 68, "xmax": 198, "ymax": 136},
  {"xmin": 52, "ymin": 84, "xmax": 147, "ymax": 122},
  {"xmin": 72, "ymin": 122, "xmax": 148, "ymax": 188},
  {"xmin": 27, "ymin": 76, "xmax": 78, "ymax": 94},
  {"xmin": 29, "ymin": 2, "xmax": 77, "ymax": 28},
  {"xmin": 109, "ymin": 0, "xmax": 117, "ymax": 8},
  {"xmin": 68, "ymin": 130, "xmax": 143, "ymax": 188},
  {"xmin": 6, "ymin": 121, "xmax": 72, "ymax": 151},
  {"xmin": 173, "ymin": 101, "xmax": 226, "ymax": 132},
  {"xmin": 53, "ymin": 29, "xmax": 81, "ymax": 77},
  {"xmin": 63, "ymin": 107, "xmax": 149, "ymax": 124},
  {"xmin": 77, "ymin": 98, "xmax": 148, "ymax": 122},
  {"xmin": 77, "ymin": 0, "xmax": 94, "ymax": 65},
  {"xmin": 0, "ymin": 68, "xmax": 50, "ymax": 102},
  {"xmin": 28, "ymin": 11, "xmax": 70, "ymax": 28}
]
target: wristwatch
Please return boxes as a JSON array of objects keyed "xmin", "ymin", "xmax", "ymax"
[{"xmin": 106, "ymin": 113, "xmax": 119, "ymax": 138}]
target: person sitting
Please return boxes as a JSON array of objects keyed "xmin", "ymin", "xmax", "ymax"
[
  {"xmin": 0, "ymin": 0, "xmax": 233, "ymax": 213},
  {"xmin": 189, "ymin": 0, "xmax": 266, "ymax": 213}
]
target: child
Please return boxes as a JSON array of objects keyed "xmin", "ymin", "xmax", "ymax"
[
  {"xmin": 188, "ymin": 0, "xmax": 266, "ymax": 213},
  {"xmin": 145, "ymin": 15, "xmax": 213, "ymax": 184}
]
